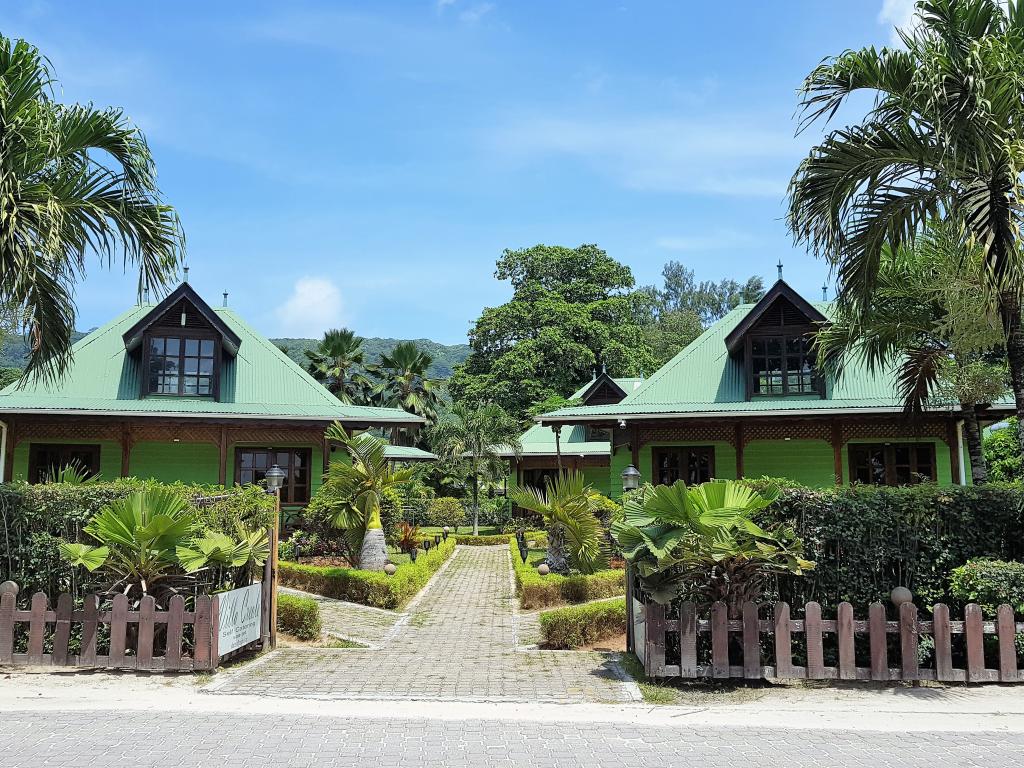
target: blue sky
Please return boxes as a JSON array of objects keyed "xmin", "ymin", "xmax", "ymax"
[{"xmin": 2, "ymin": 1, "xmax": 916, "ymax": 343}]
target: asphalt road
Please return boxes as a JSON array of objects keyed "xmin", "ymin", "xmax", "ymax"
[{"xmin": 2, "ymin": 709, "xmax": 1016, "ymax": 767}]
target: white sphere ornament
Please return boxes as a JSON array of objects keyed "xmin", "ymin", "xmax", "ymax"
[
  {"xmin": 890, "ymin": 586, "xmax": 913, "ymax": 606},
  {"xmin": 443, "ymin": 526, "xmax": 450, "ymax": 534},
  {"xmin": 537, "ymin": 563, "xmax": 550, "ymax": 576},
  {"xmin": 384, "ymin": 563, "xmax": 398, "ymax": 576},
  {"xmin": 527, "ymin": 540, "xmax": 537, "ymax": 548}
]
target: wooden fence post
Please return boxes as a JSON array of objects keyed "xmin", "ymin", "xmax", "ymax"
[
  {"xmin": 194, "ymin": 594, "xmax": 212, "ymax": 671},
  {"xmin": 80, "ymin": 594, "xmax": 98, "ymax": 667},
  {"xmin": 679, "ymin": 601, "xmax": 697, "ymax": 677},
  {"xmin": 743, "ymin": 602, "xmax": 761, "ymax": 679},
  {"xmin": 933, "ymin": 603, "xmax": 953, "ymax": 681},
  {"xmin": 137, "ymin": 596, "xmax": 156, "ymax": 671},
  {"xmin": 109, "ymin": 593, "xmax": 128, "ymax": 668},
  {"xmin": 711, "ymin": 601, "xmax": 729, "ymax": 678},
  {"xmin": 805, "ymin": 601, "xmax": 824, "ymax": 679},
  {"xmin": 645, "ymin": 602, "xmax": 666, "ymax": 677},
  {"xmin": 52, "ymin": 593, "xmax": 73, "ymax": 666},
  {"xmin": 211, "ymin": 594, "xmax": 221, "ymax": 665},
  {"xmin": 899, "ymin": 602, "xmax": 919, "ymax": 680},
  {"xmin": 28, "ymin": 592, "xmax": 47, "ymax": 664},
  {"xmin": 0, "ymin": 590, "xmax": 15, "ymax": 665},
  {"xmin": 869, "ymin": 602, "xmax": 888, "ymax": 681},
  {"xmin": 837, "ymin": 602, "xmax": 855, "ymax": 680},
  {"xmin": 774, "ymin": 602, "xmax": 793, "ymax": 678},
  {"xmin": 964, "ymin": 603, "xmax": 985, "ymax": 682},
  {"xmin": 166, "ymin": 595, "xmax": 184, "ymax": 670},
  {"xmin": 997, "ymin": 604, "xmax": 1018, "ymax": 683}
]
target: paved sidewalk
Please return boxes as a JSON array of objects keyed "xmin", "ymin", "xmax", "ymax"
[
  {"xmin": 4, "ymin": 709, "xmax": 1020, "ymax": 767},
  {"xmin": 212, "ymin": 545, "xmax": 635, "ymax": 702}
]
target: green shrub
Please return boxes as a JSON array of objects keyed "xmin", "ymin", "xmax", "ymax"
[
  {"xmin": 277, "ymin": 593, "xmax": 322, "ymax": 640},
  {"xmin": 984, "ymin": 419, "xmax": 1022, "ymax": 482},
  {"xmin": 744, "ymin": 480, "xmax": 1024, "ymax": 608},
  {"xmin": 426, "ymin": 497, "xmax": 466, "ymax": 530},
  {"xmin": 455, "ymin": 530, "xmax": 545, "ymax": 546},
  {"xmin": 279, "ymin": 537, "xmax": 456, "ymax": 609},
  {"xmin": 539, "ymin": 599, "xmax": 627, "ymax": 649},
  {"xmin": 509, "ymin": 537, "xmax": 624, "ymax": 609},
  {"xmin": 950, "ymin": 559, "xmax": 1024, "ymax": 616}
]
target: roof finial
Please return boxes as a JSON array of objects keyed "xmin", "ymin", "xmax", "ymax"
[
  {"xmin": 222, "ymin": 291, "xmax": 229, "ymax": 307},
  {"xmin": 601, "ymin": 362, "xmax": 607, "ymax": 375},
  {"xmin": 183, "ymin": 265, "xmax": 189, "ymax": 284},
  {"xmin": 777, "ymin": 259, "xmax": 784, "ymax": 280},
  {"xmin": 821, "ymin": 282, "xmax": 828, "ymax": 301},
  {"xmin": 142, "ymin": 281, "xmax": 150, "ymax": 305}
]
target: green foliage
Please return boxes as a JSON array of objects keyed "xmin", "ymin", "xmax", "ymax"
[
  {"xmin": 648, "ymin": 261, "xmax": 765, "ymax": 326},
  {"xmin": 0, "ymin": 34, "xmax": 183, "ymax": 379},
  {"xmin": 368, "ymin": 341, "xmax": 443, "ymax": 423},
  {"xmin": 426, "ymin": 497, "xmax": 466, "ymax": 529},
  {"xmin": 509, "ymin": 471, "xmax": 606, "ymax": 574},
  {"xmin": 448, "ymin": 244, "xmax": 656, "ymax": 420},
  {"xmin": 538, "ymin": 598, "xmax": 626, "ymax": 649},
  {"xmin": 272, "ymin": 336, "xmax": 470, "ymax": 380},
  {"xmin": 613, "ymin": 480, "xmax": 812, "ymax": 610},
  {"xmin": 277, "ymin": 593, "xmax": 322, "ymax": 640},
  {"xmin": 643, "ymin": 309, "xmax": 704, "ymax": 368},
  {"xmin": 749, "ymin": 480, "xmax": 1024, "ymax": 608},
  {"xmin": 950, "ymin": 559, "xmax": 1024, "ymax": 617},
  {"xmin": 303, "ymin": 328, "xmax": 373, "ymax": 405},
  {"xmin": 42, "ymin": 464, "xmax": 99, "ymax": 484},
  {"xmin": 0, "ymin": 367, "xmax": 22, "ymax": 388},
  {"xmin": 984, "ymin": 420, "xmax": 1022, "ymax": 482},
  {"xmin": 509, "ymin": 537, "xmax": 624, "ymax": 609},
  {"xmin": 279, "ymin": 537, "xmax": 456, "ymax": 609}
]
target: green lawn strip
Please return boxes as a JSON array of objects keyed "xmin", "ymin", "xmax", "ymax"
[
  {"xmin": 279, "ymin": 537, "xmax": 457, "ymax": 609},
  {"xmin": 509, "ymin": 536, "xmax": 625, "ymax": 609}
]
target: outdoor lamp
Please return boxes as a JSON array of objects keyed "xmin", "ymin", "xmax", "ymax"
[
  {"xmin": 442, "ymin": 527, "xmax": 449, "ymax": 541},
  {"xmin": 410, "ymin": 548, "xmax": 418, "ymax": 563},
  {"xmin": 265, "ymin": 464, "xmax": 286, "ymax": 493},
  {"xmin": 434, "ymin": 534, "xmax": 442, "ymax": 546},
  {"xmin": 621, "ymin": 464, "xmax": 641, "ymax": 492},
  {"xmin": 423, "ymin": 539, "xmax": 432, "ymax": 552}
]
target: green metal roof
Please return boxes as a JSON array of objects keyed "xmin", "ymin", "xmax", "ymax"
[
  {"xmin": 0, "ymin": 296, "xmax": 421, "ymax": 424},
  {"xmin": 383, "ymin": 445, "xmax": 437, "ymax": 462},
  {"xmin": 539, "ymin": 297, "xmax": 996, "ymax": 422}
]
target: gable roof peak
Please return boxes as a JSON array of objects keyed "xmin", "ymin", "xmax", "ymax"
[
  {"xmin": 121, "ymin": 282, "xmax": 243, "ymax": 356},
  {"xmin": 723, "ymin": 279, "xmax": 828, "ymax": 355}
]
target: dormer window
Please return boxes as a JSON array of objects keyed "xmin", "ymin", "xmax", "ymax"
[
  {"xmin": 724, "ymin": 280, "xmax": 829, "ymax": 401},
  {"xmin": 147, "ymin": 335, "xmax": 216, "ymax": 396}
]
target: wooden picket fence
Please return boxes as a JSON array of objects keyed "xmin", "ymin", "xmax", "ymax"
[
  {"xmin": 639, "ymin": 600, "xmax": 1024, "ymax": 684},
  {"xmin": 0, "ymin": 590, "xmax": 219, "ymax": 671}
]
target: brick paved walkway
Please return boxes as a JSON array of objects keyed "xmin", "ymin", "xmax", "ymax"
[
  {"xmin": 213, "ymin": 545, "xmax": 635, "ymax": 702},
  {"xmin": 5, "ymin": 709, "xmax": 1019, "ymax": 767}
]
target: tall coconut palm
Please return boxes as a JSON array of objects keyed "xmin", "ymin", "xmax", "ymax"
[
  {"xmin": 0, "ymin": 36, "xmax": 183, "ymax": 380},
  {"xmin": 305, "ymin": 328, "xmax": 372, "ymax": 404},
  {"xmin": 816, "ymin": 220, "xmax": 1008, "ymax": 483},
  {"xmin": 788, "ymin": 0, "xmax": 1024, "ymax": 459},
  {"xmin": 428, "ymin": 401, "xmax": 522, "ymax": 535},
  {"xmin": 369, "ymin": 341, "xmax": 442, "ymax": 423},
  {"xmin": 319, "ymin": 423, "xmax": 415, "ymax": 571}
]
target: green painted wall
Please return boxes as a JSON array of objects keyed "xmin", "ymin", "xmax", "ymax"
[
  {"xmin": 744, "ymin": 439, "xmax": 835, "ymax": 486},
  {"xmin": 841, "ymin": 437, "xmax": 955, "ymax": 487},
  {"xmin": 129, "ymin": 441, "xmax": 220, "ymax": 485},
  {"xmin": 581, "ymin": 465, "xmax": 612, "ymax": 497},
  {"xmin": 12, "ymin": 439, "xmax": 122, "ymax": 482}
]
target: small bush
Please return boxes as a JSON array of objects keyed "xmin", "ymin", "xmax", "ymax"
[
  {"xmin": 509, "ymin": 536, "xmax": 624, "ymax": 609},
  {"xmin": 950, "ymin": 559, "xmax": 1024, "ymax": 616},
  {"xmin": 279, "ymin": 537, "xmax": 456, "ymax": 609},
  {"xmin": 456, "ymin": 530, "xmax": 545, "ymax": 547},
  {"xmin": 426, "ymin": 497, "xmax": 467, "ymax": 530},
  {"xmin": 277, "ymin": 593, "xmax": 322, "ymax": 640},
  {"xmin": 539, "ymin": 599, "xmax": 626, "ymax": 649}
]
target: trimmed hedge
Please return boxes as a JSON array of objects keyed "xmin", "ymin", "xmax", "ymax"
[
  {"xmin": 456, "ymin": 530, "xmax": 546, "ymax": 547},
  {"xmin": 509, "ymin": 537, "xmax": 624, "ymax": 609},
  {"xmin": 279, "ymin": 537, "xmax": 457, "ymax": 609},
  {"xmin": 950, "ymin": 559, "xmax": 1024, "ymax": 616},
  {"xmin": 746, "ymin": 481, "xmax": 1024, "ymax": 609},
  {"xmin": 538, "ymin": 598, "xmax": 627, "ymax": 649},
  {"xmin": 277, "ymin": 593, "xmax": 322, "ymax": 640}
]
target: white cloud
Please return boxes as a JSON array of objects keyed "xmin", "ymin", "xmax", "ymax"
[
  {"xmin": 435, "ymin": 0, "xmax": 457, "ymax": 12},
  {"xmin": 878, "ymin": 0, "xmax": 919, "ymax": 45},
  {"xmin": 490, "ymin": 114, "xmax": 798, "ymax": 198},
  {"xmin": 459, "ymin": 2, "xmax": 495, "ymax": 24},
  {"xmin": 655, "ymin": 231, "xmax": 758, "ymax": 252},
  {"xmin": 274, "ymin": 277, "xmax": 346, "ymax": 337}
]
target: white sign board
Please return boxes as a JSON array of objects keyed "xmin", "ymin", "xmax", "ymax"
[{"xmin": 217, "ymin": 583, "xmax": 262, "ymax": 656}]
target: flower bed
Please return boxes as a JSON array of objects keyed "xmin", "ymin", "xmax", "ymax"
[
  {"xmin": 279, "ymin": 537, "xmax": 456, "ymax": 609},
  {"xmin": 538, "ymin": 598, "xmax": 626, "ymax": 649},
  {"xmin": 509, "ymin": 536, "xmax": 625, "ymax": 609}
]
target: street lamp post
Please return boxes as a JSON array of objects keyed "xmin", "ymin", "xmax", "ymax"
[{"xmin": 263, "ymin": 464, "xmax": 286, "ymax": 650}]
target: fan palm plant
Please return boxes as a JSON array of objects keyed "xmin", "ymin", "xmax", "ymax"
[
  {"xmin": 0, "ymin": 36, "xmax": 183, "ymax": 380},
  {"xmin": 612, "ymin": 480, "xmax": 813, "ymax": 614},
  {"xmin": 816, "ymin": 220, "xmax": 1008, "ymax": 483},
  {"xmin": 509, "ymin": 471, "xmax": 606, "ymax": 574},
  {"xmin": 369, "ymin": 341, "xmax": 442, "ymax": 423},
  {"xmin": 428, "ymin": 401, "xmax": 522, "ymax": 535},
  {"xmin": 788, "ymin": 0, "xmax": 1024, "ymax": 459},
  {"xmin": 304, "ymin": 328, "xmax": 372, "ymax": 404},
  {"xmin": 319, "ymin": 423, "xmax": 416, "ymax": 571}
]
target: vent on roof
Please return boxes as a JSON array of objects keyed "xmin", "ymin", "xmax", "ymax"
[
  {"xmin": 149, "ymin": 299, "xmax": 218, "ymax": 332},
  {"xmin": 752, "ymin": 298, "xmax": 810, "ymax": 329}
]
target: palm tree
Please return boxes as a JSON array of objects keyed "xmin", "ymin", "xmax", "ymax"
[
  {"xmin": 816, "ymin": 220, "xmax": 1008, "ymax": 483},
  {"xmin": 509, "ymin": 471, "xmax": 605, "ymax": 575},
  {"xmin": 369, "ymin": 341, "xmax": 442, "ymax": 423},
  {"xmin": 428, "ymin": 401, "xmax": 522, "ymax": 535},
  {"xmin": 0, "ymin": 36, "xmax": 183, "ymax": 380},
  {"xmin": 319, "ymin": 423, "xmax": 415, "ymax": 571},
  {"xmin": 305, "ymin": 328, "xmax": 372, "ymax": 404},
  {"xmin": 788, "ymin": 0, "xmax": 1024, "ymax": 460}
]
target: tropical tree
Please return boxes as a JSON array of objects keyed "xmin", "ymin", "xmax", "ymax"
[
  {"xmin": 0, "ymin": 36, "xmax": 183, "ymax": 380},
  {"xmin": 788, "ymin": 0, "xmax": 1024, "ymax": 461},
  {"xmin": 369, "ymin": 341, "xmax": 442, "ymax": 422},
  {"xmin": 305, "ymin": 328, "xmax": 372, "ymax": 404},
  {"xmin": 612, "ymin": 480, "xmax": 813, "ymax": 614},
  {"xmin": 317, "ymin": 424, "xmax": 415, "ymax": 571},
  {"xmin": 509, "ymin": 471, "xmax": 606, "ymax": 575},
  {"xmin": 428, "ymin": 401, "xmax": 522, "ymax": 535},
  {"xmin": 816, "ymin": 220, "xmax": 1008, "ymax": 483}
]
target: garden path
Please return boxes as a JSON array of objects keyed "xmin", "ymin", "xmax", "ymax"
[
  {"xmin": 209, "ymin": 545, "xmax": 638, "ymax": 702},
  {"xmin": 278, "ymin": 587, "xmax": 403, "ymax": 648}
]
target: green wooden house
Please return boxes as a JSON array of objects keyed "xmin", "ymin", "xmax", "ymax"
[
  {"xmin": 0, "ymin": 283, "xmax": 422, "ymax": 509},
  {"xmin": 538, "ymin": 279, "xmax": 1011, "ymax": 497}
]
